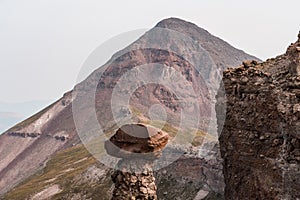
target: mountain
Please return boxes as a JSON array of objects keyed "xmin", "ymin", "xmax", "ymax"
[
  {"xmin": 217, "ymin": 32, "xmax": 300, "ymax": 199},
  {"xmin": 0, "ymin": 18, "xmax": 259, "ymax": 199}
]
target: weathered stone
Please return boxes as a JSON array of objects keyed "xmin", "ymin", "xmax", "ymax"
[
  {"xmin": 217, "ymin": 32, "xmax": 300, "ymax": 199},
  {"xmin": 106, "ymin": 124, "xmax": 169, "ymax": 200},
  {"xmin": 105, "ymin": 124, "xmax": 169, "ymax": 160}
]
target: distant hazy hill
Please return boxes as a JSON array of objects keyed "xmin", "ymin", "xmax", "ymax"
[{"xmin": 0, "ymin": 100, "xmax": 52, "ymax": 133}]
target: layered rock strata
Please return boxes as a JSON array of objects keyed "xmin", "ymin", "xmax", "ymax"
[{"xmin": 217, "ymin": 33, "xmax": 300, "ymax": 199}]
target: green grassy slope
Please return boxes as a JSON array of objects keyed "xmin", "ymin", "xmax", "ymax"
[{"xmin": 2, "ymin": 144, "xmax": 113, "ymax": 200}]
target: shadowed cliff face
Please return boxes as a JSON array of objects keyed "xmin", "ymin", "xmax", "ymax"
[
  {"xmin": 0, "ymin": 18, "xmax": 259, "ymax": 196},
  {"xmin": 217, "ymin": 32, "xmax": 300, "ymax": 199}
]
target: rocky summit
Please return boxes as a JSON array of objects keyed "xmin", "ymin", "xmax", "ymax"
[{"xmin": 217, "ymin": 32, "xmax": 300, "ymax": 199}]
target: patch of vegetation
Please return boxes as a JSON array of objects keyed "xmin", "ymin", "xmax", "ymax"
[
  {"xmin": 3, "ymin": 104, "xmax": 218, "ymax": 199},
  {"xmin": 203, "ymin": 192, "xmax": 224, "ymax": 200},
  {"xmin": 2, "ymin": 144, "xmax": 108, "ymax": 200},
  {"xmin": 156, "ymin": 175, "xmax": 203, "ymax": 200},
  {"xmin": 130, "ymin": 106, "xmax": 215, "ymax": 147}
]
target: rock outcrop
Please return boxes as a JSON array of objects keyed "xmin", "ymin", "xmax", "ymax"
[
  {"xmin": 105, "ymin": 124, "xmax": 169, "ymax": 159},
  {"xmin": 217, "ymin": 32, "xmax": 300, "ymax": 199},
  {"xmin": 105, "ymin": 124, "xmax": 169, "ymax": 200}
]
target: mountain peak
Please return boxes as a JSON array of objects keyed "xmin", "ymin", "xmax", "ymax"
[
  {"xmin": 0, "ymin": 18, "xmax": 259, "ymax": 196},
  {"xmin": 155, "ymin": 17, "xmax": 198, "ymax": 28},
  {"xmin": 155, "ymin": 17, "xmax": 209, "ymax": 35},
  {"xmin": 286, "ymin": 31, "xmax": 300, "ymax": 69}
]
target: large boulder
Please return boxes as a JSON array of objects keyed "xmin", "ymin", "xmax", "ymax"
[{"xmin": 105, "ymin": 123, "xmax": 169, "ymax": 159}]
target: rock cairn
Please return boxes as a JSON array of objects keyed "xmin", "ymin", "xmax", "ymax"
[
  {"xmin": 216, "ymin": 32, "xmax": 300, "ymax": 199},
  {"xmin": 105, "ymin": 124, "xmax": 169, "ymax": 200}
]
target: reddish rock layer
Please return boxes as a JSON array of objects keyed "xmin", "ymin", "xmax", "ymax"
[{"xmin": 105, "ymin": 124, "xmax": 169, "ymax": 159}]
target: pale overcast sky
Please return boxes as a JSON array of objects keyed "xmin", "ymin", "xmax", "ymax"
[{"xmin": 0, "ymin": 0, "xmax": 299, "ymax": 103}]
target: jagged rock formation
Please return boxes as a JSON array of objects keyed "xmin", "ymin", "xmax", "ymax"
[
  {"xmin": 0, "ymin": 18, "xmax": 259, "ymax": 196},
  {"xmin": 111, "ymin": 162, "xmax": 157, "ymax": 200},
  {"xmin": 217, "ymin": 32, "xmax": 300, "ymax": 199},
  {"xmin": 105, "ymin": 124, "xmax": 169, "ymax": 200}
]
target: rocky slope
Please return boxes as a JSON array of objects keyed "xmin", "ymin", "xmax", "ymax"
[
  {"xmin": 217, "ymin": 32, "xmax": 300, "ymax": 199},
  {"xmin": 0, "ymin": 18, "xmax": 259, "ymax": 198},
  {"xmin": 2, "ymin": 143, "xmax": 224, "ymax": 200}
]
